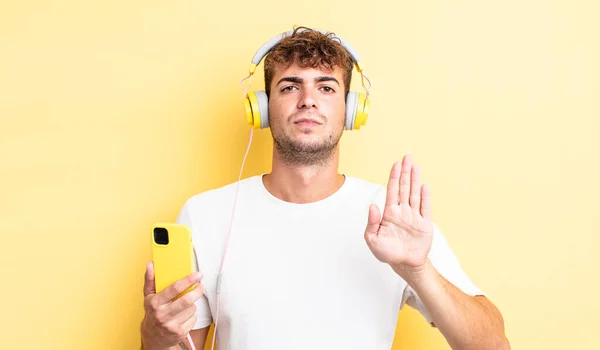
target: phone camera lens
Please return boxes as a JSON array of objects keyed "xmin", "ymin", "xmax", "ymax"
[{"xmin": 154, "ymin": 227, "xmax": 169, "ymax": 245}]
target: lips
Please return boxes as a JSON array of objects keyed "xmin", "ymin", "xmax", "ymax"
[{"xmin": 293, "ymin": 117, "xmax": 322, "ymax": 125}]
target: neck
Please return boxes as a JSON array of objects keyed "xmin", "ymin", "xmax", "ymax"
[{"xmin": 263, "ymin": 145, "xmax": 345, "ymax": 204}]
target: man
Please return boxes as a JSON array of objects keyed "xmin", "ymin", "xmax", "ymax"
[{"xmin": 140, "ymin": 27, "xmax": 510, "ymax": 350}]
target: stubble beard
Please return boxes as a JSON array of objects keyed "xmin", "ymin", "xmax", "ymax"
[{"xmin": 271, "ymin": 116, "xmax": 344, "ymax": 167}]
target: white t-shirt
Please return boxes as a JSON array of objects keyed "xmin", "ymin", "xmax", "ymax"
[{"xmin": 176, "ymin": 174, "xmax": 483, "ymax": 350}]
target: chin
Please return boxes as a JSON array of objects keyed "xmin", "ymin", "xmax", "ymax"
[{"xmin": 290, "ymin": 132, "xmax": 325, "ymax": 144}]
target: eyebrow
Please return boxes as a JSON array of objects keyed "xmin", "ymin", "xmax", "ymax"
[{"xmin": 276, "ymin": 76, "xmax": 340, "ymax": 86}]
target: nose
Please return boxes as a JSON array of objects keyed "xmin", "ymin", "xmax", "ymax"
[{"xmin": 297, "ymin": 88, "xmax": 319, "ymax": 110}]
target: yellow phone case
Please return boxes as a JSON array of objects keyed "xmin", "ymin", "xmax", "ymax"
[{"xmin": 151, "ymin": 223, "xmax": 197, "ymax": 300}]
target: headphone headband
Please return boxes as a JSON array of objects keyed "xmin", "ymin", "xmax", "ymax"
[{"xmin": 249, "ymin": 28, "xmax": 362, "ymax": 75}]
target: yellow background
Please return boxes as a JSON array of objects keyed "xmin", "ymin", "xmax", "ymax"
[{"xmin": 1, "ymin": 0, "xmax": 598, "ymax": 349}]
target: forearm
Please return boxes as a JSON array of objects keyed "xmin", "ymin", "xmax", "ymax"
[
  {"xmin": 395, "ymin": 260, "xmax": 509, "ymax": 350},
  {"xmin": 141, "ymin": 341, "xmax": 180, "ymax": 350},
  {"xmin": 141, "ymin": 338, "xmax": 181, "ymax": 350},
  {"xmin": 140, "ymin": 330, "xmax": 182, "ymax": 350}
]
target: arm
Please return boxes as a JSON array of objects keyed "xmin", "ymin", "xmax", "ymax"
[
  {"xmin": 364, "ymin": 155, "xmax": 509, "ymax": 350},
  {"xmin": 395, "ymin": 260, "xmax": 509, "ymax": 349}
]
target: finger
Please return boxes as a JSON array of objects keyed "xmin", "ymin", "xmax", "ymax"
[
  {"xmin": 385, "ymin": 162, "xmax": 401, "ymax": 206},
  {"xmin": 420, "ymin": 184, "xmax": 432, "ymax": 220},
  {"xmin": 399, "ymin": 155, "xmax": 412, "ymax": 204},
  {"xmin": 409, "ymin": 164, "xmax": 421, "ymax": 210},
  {"xmin": 143, "ymin": 262, "xmax": 156, "ymax": 297},
  {"xmin": 168, "ymin": 283, "xmax": 205, "ymax": 316},
  {"xmin": 364, "ymin": 204, "xmax": 381, "ymax": 241},
  {"xmin": 171, "ymin": 300, "xmax": 198, "ymax": 325},
  {"xmin": 156, "ymin": 272, "xmax": 203, "ymax": 305},
  {"xmin": 181, "ymin": 314, "xmax": 198, "ymax": 335}
]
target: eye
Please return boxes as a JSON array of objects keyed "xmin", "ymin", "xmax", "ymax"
[
  {"xmin": 281, "ymin": 86, "xmax": 297, "ymax": 92},
  {"xmin": 320, "ymin": 86, "xmax": 335, "ymax": 93}
]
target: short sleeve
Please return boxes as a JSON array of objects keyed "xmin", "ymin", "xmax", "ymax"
[
  {"xmin": 176, "ymin": 200, "xmax": 214, "ymax": 329},
  {"xmin": 401, "ymin": 224, "xmax": 484, "ymax": 323}
]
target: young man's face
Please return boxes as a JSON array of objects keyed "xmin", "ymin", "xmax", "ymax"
[{"xmin": 267, "ymin": 62, "xmax": 347, "ymax": 165}]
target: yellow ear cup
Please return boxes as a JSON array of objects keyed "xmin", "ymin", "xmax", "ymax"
[
  {"xmin": 353, "ymin": 92, "xmax": 369, "ymax": 130},
  {"xmin": 244, "ymin": 92, "xmax": 262, "ymax": 129}
]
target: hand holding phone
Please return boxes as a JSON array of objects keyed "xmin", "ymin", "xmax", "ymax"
[{"xmin": 140, "ymin": 224, "xmax": 204, "ymax": 349}]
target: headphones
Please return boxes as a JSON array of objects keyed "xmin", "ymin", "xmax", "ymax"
[{"xmin": 243, "ymin": 27, "xmax": 371, "ymax": 130}]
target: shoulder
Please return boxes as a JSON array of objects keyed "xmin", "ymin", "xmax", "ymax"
[
  {"xmin": 344, "ymin": 175, "xmax": 387, "ymax": 203},
  {"xmin": 178, "ymin": 176, "xmax": 260, "ymax": 223},
  {"xmin": 344, "ymin": 175, "xmax": 386, "ymax": 192},
  {"xmin": 185, "ymin": 176, "xmax": 258, "ymax": 208}
]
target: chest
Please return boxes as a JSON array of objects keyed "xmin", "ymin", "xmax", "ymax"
[{"xmin": 213, "ymin": 208, "xmax": 404, "ymax": 327}]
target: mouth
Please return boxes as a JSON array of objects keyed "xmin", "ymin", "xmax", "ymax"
[{"xmin": 293, "ymin": 118, "xmax": 323, "ymax": 127}]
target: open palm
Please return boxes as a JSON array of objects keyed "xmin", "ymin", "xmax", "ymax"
[{"xmin": 364, "ymin": 155, "xmax": 434, "ymax": 278}]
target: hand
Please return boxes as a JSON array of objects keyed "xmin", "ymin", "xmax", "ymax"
[
  {"xmin": 140, "ymin": 262, "xmax": 204, "ymax": 350},
  {"xmin": 364, "ymin": 155, "xmax": 434, "ymax": 284}
]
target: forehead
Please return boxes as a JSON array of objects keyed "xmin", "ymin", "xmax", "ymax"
[{"xmin": 271, "ymin": 62, "xmax": 343, "ymax": 80}]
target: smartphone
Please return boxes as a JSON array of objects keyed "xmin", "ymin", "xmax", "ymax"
[{"xmin": 151, "ymin": 223, "xmax": 197, "ymax": 300}]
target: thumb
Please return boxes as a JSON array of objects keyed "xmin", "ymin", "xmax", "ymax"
[
  {"xmin": 364, "ymin": 203, "xmax": 382, "ymax": 239},
  {"xmin": 143, "ymin": 262, "xmax": 156, "ymax": 297}
]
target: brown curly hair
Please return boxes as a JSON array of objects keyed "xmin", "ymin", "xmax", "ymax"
[{"xmin": 264, "ymin": 27, "xmax": 354, "ymax": 98}]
